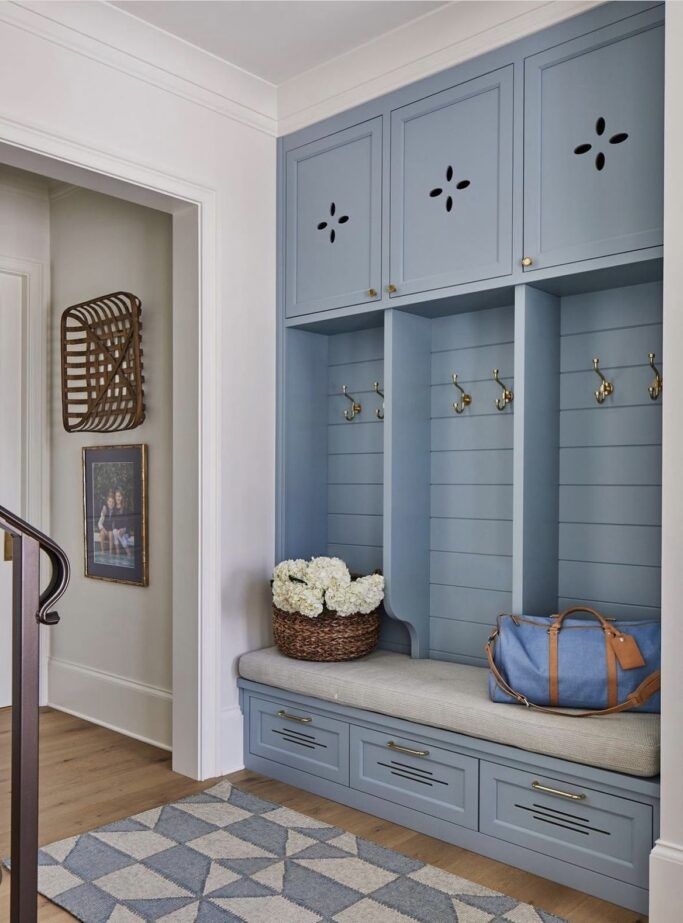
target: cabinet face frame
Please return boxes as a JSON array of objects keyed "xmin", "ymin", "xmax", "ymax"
[
  {"xmin": 389, "ymin": 66, "xmax": 514, "ymax": 299},
  {"xmin": 285, "ymin": 118, "xmax": 383, "ymax": 318},
  {"xmin": 523, "ymin": 7, "xmax": 664, "ymax": 273}
]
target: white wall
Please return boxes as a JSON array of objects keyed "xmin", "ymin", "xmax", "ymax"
[
  {"xmin": 649, "ymin": 3, "xmax": 683, "ymax": 920},
  {"xmin": 47, "ymin": 186, "xmax": 174, "ymax": 748},
  {"xmin": 0, "ymin": 1, "xmax": 276, "ymax": 775}
]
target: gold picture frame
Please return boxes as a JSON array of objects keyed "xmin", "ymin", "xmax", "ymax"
[{"xmin": 82, "ymin": 444, "xmax": 148, "ymax": 586}]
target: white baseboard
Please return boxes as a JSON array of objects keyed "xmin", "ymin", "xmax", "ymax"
[
  {"xmin": 220, "ymin": 704, "xmax": 245, "ymax": 775},
  {"xmin": 650, "ymin": 840, "xmax": 683, "ymax": 921},
  {"xmin": 47, "ymin": 657, "xmax": 172, "ymax": 751}
]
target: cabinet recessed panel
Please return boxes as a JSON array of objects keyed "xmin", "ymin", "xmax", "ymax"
[
  {"xmin": 285, "ymin": 118, "xmax": 382, "ymax": 317},
  {"xmin": 524, "ymin": 14, "xmax": 663, "ymax": 270},
  {"xmin": 390, "ymin": 67, "xmax": 513, "ymax": 297}
]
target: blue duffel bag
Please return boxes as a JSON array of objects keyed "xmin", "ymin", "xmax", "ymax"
[{"xmin": 486, "ymin": 605, "xmax": 660, "ymax": 715}]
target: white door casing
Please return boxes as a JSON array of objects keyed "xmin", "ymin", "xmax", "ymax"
[
  {"xmin": 0, "ymin": 136, "xmax": 219, "ymax": 780},
  {"xmin": 0, "ymin": 256, "xmax": 49, "ymax": 706},
  {"xmin": 0, "ymin": 270, "xmax": 23, "ymax": 706}
]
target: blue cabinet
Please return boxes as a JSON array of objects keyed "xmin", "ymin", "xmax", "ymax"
[
  {"xmin": 273, "ymin": 5, "xmax": 665, "ymax": 912},
  {"xmin": 350, "ymin": 725, "xmax": 479, "ymax": 829},
  {"xmin": 479, "ymin": 761, "xmax": 653, "ymax": 888},
  {"xmin": 285, "ymin": 118, "xmax": 382, "ymax": 318},
  {"xmin": 523, "ymin": 8, "xmax": 664, "ymax": 273},
  {"xmin": 389, "ymin": 66, "xmax": 513, "ymax": 298}
]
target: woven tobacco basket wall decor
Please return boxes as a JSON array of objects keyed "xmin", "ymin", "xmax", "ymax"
[{"xmin": 61, "ymin": 292, "xmax": 145, "ymax": 433}]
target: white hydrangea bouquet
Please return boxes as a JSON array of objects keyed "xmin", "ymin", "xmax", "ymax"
[{"xmin": 271, "ymin": 556, "xmax": 384, "ymax": 661}]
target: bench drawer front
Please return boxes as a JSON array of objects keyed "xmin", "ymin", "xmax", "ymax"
[
  {"xmin": 350, "ymin": 726, "xmax": 478, "ymax": 829},
  {"xmin": 249, "ymin": 695, "xmax": 349, "ymax": 785},
  {"xmin": 480, "ymin": 761, "xmax": 652, "ymax": 886}
]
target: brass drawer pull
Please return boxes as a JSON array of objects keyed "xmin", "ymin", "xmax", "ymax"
[
  {"xmin": 531, "ymin": 781, "xmax": 586, "ymax": 801},
  {"xmin": 277, "ymin": 710, "xmax": 312, "ymax": 724},
  {"xmin": 387, "ymin": 741, "xmax": 429, "ymax": 758}
]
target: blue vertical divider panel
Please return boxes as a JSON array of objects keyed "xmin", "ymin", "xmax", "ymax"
[
  {"xmin": 383, "ymin": 311, "xmax": 432, "ymax": 657},
  {"xmin": 512, "ymin": 286, "xmax": 561, "ymax": 614}
]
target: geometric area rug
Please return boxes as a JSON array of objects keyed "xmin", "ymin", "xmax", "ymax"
[{"xmin": 30, "ymin": 781, "xmax": 568, "ymax": 922}]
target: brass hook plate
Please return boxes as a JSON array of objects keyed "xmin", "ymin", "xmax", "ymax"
[
  {"xmin": 492, "ymin": 369, "xmax": 513, "ymax": 411},
  {"xmin": 452, "ymin": 374, "xmax": 472, "ymax": 414},
  {"xmin": 593, "ymin": 357, "xmax": 614, "ymax": 404}
]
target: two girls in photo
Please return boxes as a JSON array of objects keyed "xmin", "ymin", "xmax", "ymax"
[{"xmin": 97, "ymin": 487, "xmax": 133, "ymax": 558}]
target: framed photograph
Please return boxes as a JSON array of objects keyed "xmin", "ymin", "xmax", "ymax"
[{"xmin": 82, "ymin": 444, "xmax": 148, "ymax": 586}]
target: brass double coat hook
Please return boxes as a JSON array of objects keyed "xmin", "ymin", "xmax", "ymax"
[
  {"xmin": 451, "ymin": 374, "xmax": 472, "ymax": 414},
  {"xmin": 592, "ymin": 358, "xmax": 614, "ymax": 404},
  {"xmin": 648, "ymin": 352, "xmax": 663, "ymax": 401},
  {"xmin": 493, "ymin": 369, "xmax": 514, "ymax": 411}
]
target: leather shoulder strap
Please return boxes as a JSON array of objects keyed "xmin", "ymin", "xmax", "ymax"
[{"xmin": 485, "ymin": 630, "xmax": 660, "ymax": 718}]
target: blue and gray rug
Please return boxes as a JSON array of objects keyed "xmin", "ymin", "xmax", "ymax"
[{"xmin": 34, "ymin": 780, "xmax": 567, "ymax": 922}]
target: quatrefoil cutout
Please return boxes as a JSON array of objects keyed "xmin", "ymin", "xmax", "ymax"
[
  {"xmin": 573, "ymin": 116, "xmax": 629, "ymax": 171},
  {"xmin": 429, "ymin": 165, "xmax": 471, "ymax": 212},
  {"xmin": 317, "ymin": 202, "xmax": 349, "ymax": 243}
]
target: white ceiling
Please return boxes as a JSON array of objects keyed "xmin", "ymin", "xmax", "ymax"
[{"xmin": 111, "ymin": 1, "xmax": 447, "ymax": 85}]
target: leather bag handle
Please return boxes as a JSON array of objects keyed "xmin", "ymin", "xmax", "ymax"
[
  {"xmin": 551, "ymin": 605, "xmax": 614, "ymax": 633},
  {"xmin": 485, "ymin": 627, "xmax": 660, "ymax": 718}
]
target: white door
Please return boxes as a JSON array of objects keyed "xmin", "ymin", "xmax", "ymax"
[{"xmin": 0, "ymin": 271, "xmax": 24, "ymax": 707}]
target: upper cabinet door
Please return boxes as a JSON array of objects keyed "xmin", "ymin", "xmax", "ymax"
[
  {"xmin": 285, "ymin": 118, "xmax": 382, "ymax": 318},
  {"xmin": 389, "ymin": 66, "xmax": 513, "ymax": 299},
  {"xmin": 523, "ymin": 10, "xmax": 664, "ymax": 272}
]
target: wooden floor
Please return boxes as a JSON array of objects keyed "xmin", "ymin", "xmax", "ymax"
[{"xmin": 0, "ymin": 707, "xmax": 646, "ymax": 922}]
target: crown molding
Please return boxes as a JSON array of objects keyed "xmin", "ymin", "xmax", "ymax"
[
  {"xmin": 3, "ymin": 1, "xmax": 278, "ymax": 137},
  {"xmin": 277, "ymin": 0, "xmax": 604, "ymax": 135},
  {"xmin": 1, "ymin": 1, "xmax": 608, "ymax": 139}
]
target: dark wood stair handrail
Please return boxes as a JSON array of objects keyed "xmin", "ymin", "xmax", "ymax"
[{"xmin": 0, "ymin": 505, "xmax": 70, "ymax": 923}]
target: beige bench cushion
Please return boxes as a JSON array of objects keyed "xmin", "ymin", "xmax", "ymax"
[{"xmin": 239, "ymin": 646, "xmax": 660, "ymax": 777}]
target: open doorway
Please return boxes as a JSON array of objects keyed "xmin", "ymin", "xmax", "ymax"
[{"xmin": 0, "ymin": 147, "xmax": 216, "ymax": 781}]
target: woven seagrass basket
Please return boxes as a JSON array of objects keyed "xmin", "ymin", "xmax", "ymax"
[{"xmin": 272, "ymin": 606, "xmax": 380, "ymax": 661}]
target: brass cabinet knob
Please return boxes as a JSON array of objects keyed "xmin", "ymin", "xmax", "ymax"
[
  {"xmin": 521, "ymin": 256, "xmax": 533, "ymax": 268},
  {"xmin": 386, "ymin": 283, "xmax": 397, "ymax": 294},
  {"xmin": 367, "ymin": 288, "xmax": 378, "ymax": 298}
]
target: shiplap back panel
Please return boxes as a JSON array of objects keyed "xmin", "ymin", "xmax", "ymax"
[
  {"xmin": 326, "ymin": 326, "xmax": 409, "ymax": 652},
  {"xmin": 429, "ymin": 304, "xmax": 515, "ymax": 665},
  {"xmin": 558, "ymin": 281, "xmax": 662, "ymax": 620}
]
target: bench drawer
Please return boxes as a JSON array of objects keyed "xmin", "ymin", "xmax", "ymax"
[
  {"xmin": 480, "ymin": 761, "xmax": 653, "ymax": 886},
  {"xmin": 350, "ymin": 726, "xmax": 478, "ymax": 829},
  {"xmin": 249, "ymin": 695, "xmax": 349, "ymax": 785}
]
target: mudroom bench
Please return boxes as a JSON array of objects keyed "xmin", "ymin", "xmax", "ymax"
[{"xmin": 238, "ymin": 647, "xmax": 660, "ymax": 914}]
